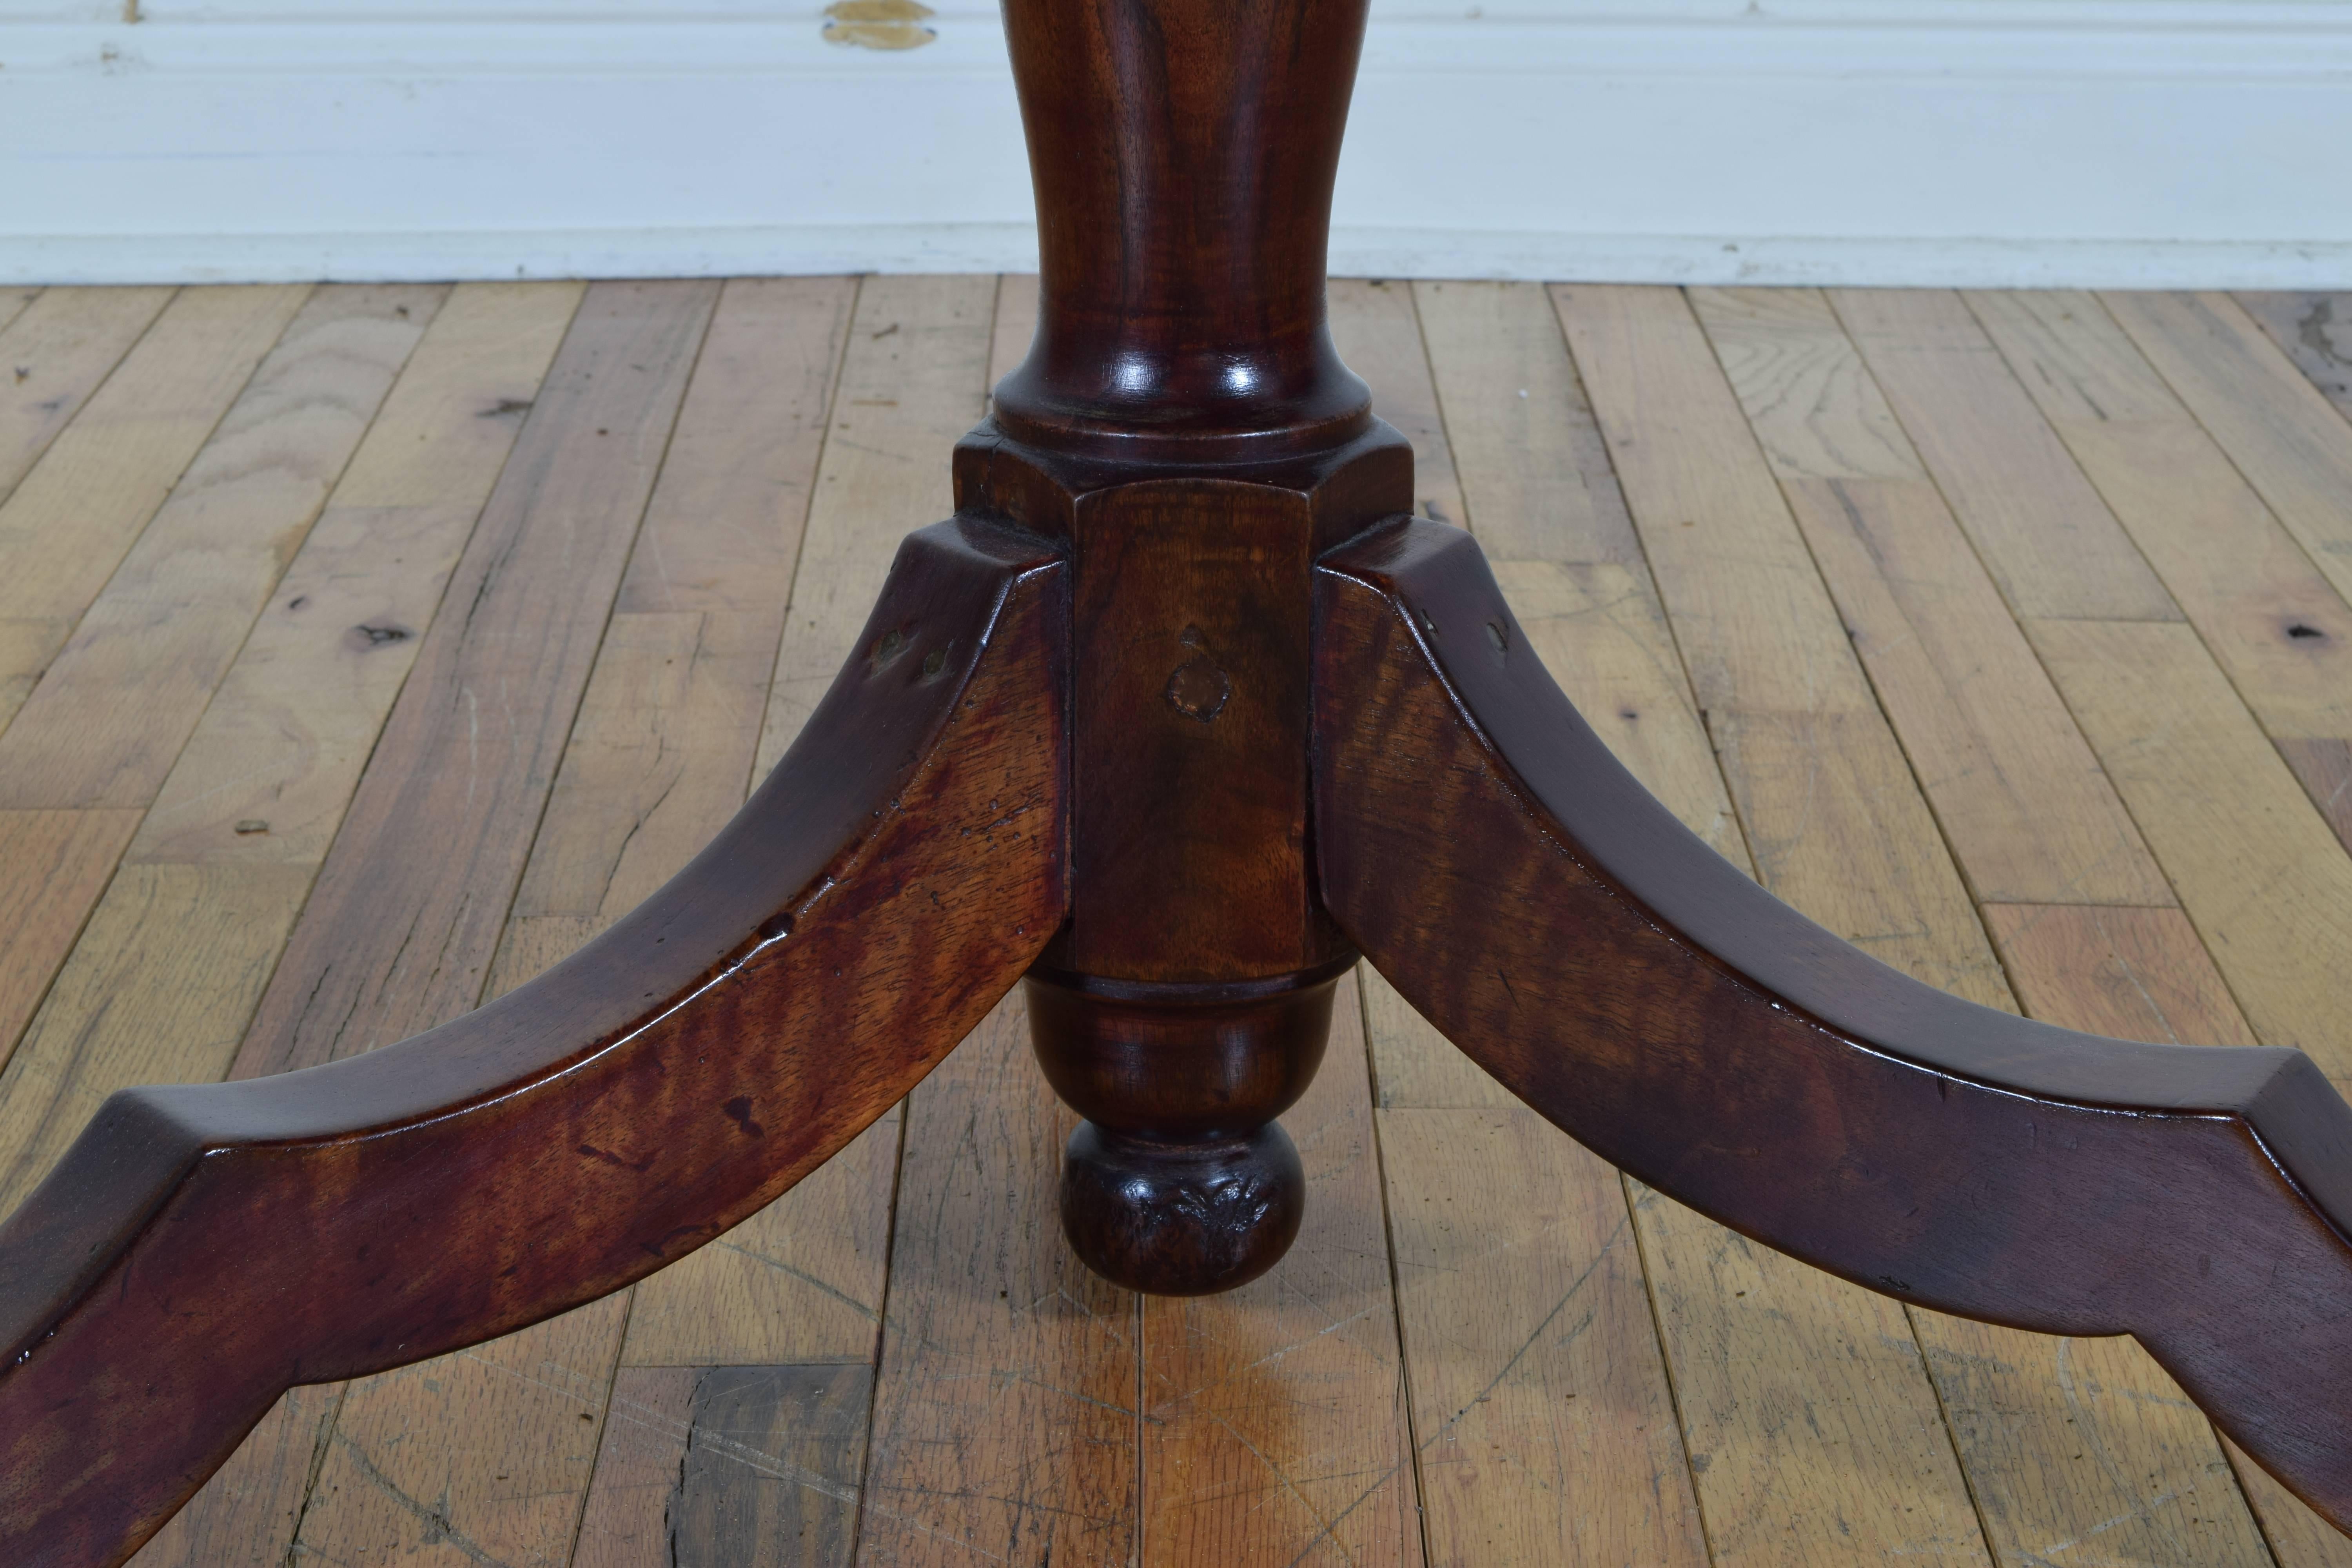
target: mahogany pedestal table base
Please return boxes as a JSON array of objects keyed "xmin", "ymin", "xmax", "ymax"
[{"xmin": 10, "ymin": 0, "xmax": 2352, "ymax": 1560}]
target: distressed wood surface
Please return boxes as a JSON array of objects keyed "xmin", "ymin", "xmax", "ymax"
[
  {"xmin": 2102, "ymin": 291, "xmax": 2352, "ymax": 616},
  {"xmin": 10, "ymin": 274, "xmax": 2352, "ymax": 1564},
  {"xmin": 1693, "ymin": 283, "xmax": 2279, "ymax": 1566},
  {"xmin": 1551, "ymin": 282, "xmax": 1998, "ymax": 1567},
  {"xmin": 296, "ymin": 276, "xmax": 862, "ymax": 1567},
  {"xmin": 0, "ymin": 287, "xmax": 175, "ymax": 510},
  {"xmin": 0, "ymin": 285, "xmax": 311, "ymax": 733}
]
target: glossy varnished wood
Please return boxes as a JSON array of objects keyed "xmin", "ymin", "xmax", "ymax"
[
  {"xmin": 1314, "ymin": 515, "xmax": 2352, "ymax": 1533},
  {"xmin": 0, "ymin": 518, "xmax": 1068, "ymax": 1566}
]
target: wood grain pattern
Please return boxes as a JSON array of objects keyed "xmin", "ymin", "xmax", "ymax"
[
  {"xmin": 1980, "ymin": 904, "xmax": 2352, "ymax": 1567},
  {"xmin": 0, "ymin": 808, "xmax": 141, "ymax": 1073},
  {"xmin": 294, "ymin": 276, "xmax": 870, "ymax": 1566},
  {"xmin": 2025, "ymin": 618, "xmax": 2352, "ymax": 1078},
  {"xmin": 2102, "ymin": 291, "xmax": 2352, "ymax": 615},
  {"xmin": 1692, "ymin": 286, "xmax": 2170, "ymax": 908},
  {"xmin": 0, "ymin": 285, "xmax": 583, "ymax": 1370},
  {"xmin": 229, "ymin": 280, "xmax": 717, "ymax": 1079},
  {"xmin": 1413, "ymin": 280, "xmax": 1637, "ymax": 564},
  {"xmin": 0, "ymin": 284, "xmax": 443, "ymax": 811},
  {"xmin": 510, "ymin": 276, "xmax": 854, "ymax": 927},
  {"xmin": 855, "ymin": 994, "xmax": 1140, "ymax": 1567},
  {"xmin": 990, "ymin": 0, "xmax": 1373, "ymax": 461},
  {"xmin": 1317, "ymin": 517, "xmax": 2352, "ymax": 1545},
  {"xmin": 1702, "ymin": 283, "xmax": 2278, "ymax": 1565},
  {"xmin": 127, "ymin": 281, "xmax": 583, "ymax": 871},
  {"xmin": 575, "ymin": 1365, "xmax": 882, "ymax": 1567},
  {"xmin": 0, "ymin": 286, "xmax": 175, "ymax": 510},
  {"xmin": 0, "ymin": 285, "xmax": 312, "ymax": 733},
  {"xmin": 1140, "ymin": 978, "xmax": 1422, "ymax": 1566},
  {"xmin": 1827, "ymin": 288, "xmax": 2180, "ymax": 624},
  {"xmin": 757, "ymin": 275, "xmax": 996, "ymax": 776},
  {"xmin": 293, "ymin": 1294, "xmax": 630, "ymax": 1564},
  {"xmin": 1379, "ymin": 1108, "xmax": 1707, "ymax": 1567},
  {"xmin": 1428, "ymin": 281, "xmax": 1984, "ymax": 1566},
  {"xmin": 1964, "ymin": 289, "xmax": 2352, "ymax": 854},
  {"xmin": 1328, "ymin": 278, "xmax": 1467, "ymax": 530},
  {"xmin": 0, "ymin": 516, "xmax": 1069, "ymax": 1568}
]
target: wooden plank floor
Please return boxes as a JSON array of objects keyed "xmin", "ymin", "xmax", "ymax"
[{"xmin": 4, "ymin": 278, "xmax": 2352, "ymax": 1567}]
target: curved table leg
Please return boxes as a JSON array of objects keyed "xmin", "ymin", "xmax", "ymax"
[
  {"xmin": 1313, "ymin": 516, "xmax": 2352, "ymax": 1534},
  {"xmin": 0, "ymin": 515, "xmax": 1069, "ymax": 1568}
]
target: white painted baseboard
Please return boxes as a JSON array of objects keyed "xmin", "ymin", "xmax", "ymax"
[{"xmin": 4, "ymin": 2, "xmax": 2349, "ymax": 287}]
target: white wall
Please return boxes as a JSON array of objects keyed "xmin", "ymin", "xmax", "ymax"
[{"xmin": 2, "ymin": 0, "xmax": 2349, "ymax": 285}]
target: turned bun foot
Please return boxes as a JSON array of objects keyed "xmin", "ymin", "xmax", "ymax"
[
  {"xmin": 1024, "ymin": 952, "xmax": 1352, "ymax": 1295},
  {"xmin": 1058, "ymin": 1122, "xmax": 1304, "ymax": 1295}
]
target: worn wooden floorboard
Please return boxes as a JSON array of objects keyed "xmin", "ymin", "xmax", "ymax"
[
  {"xmin": 112, "ymin": 281, "xmax": 587, "ymax": 1568},
  {"xmin": 1751, "ymin": 286, "xmax": 2278, "ymax": 1565},
  {"xmin": 1554, "ymin": 280, "xmax": 2003, "ymax": 1568},
  {"xmin": 6, "ymin": 277, "xmax": 2352, "ymax": 1566}
]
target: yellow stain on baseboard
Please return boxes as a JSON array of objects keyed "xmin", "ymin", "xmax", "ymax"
[{"xmin": 823, "ymin": 0, "xmax": 938, "ymax": 50}]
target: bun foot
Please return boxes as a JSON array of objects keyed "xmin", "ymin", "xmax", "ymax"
[
  {"xmin": 1059, "ymin": 1122, "xmax": 1305, "ymax": 1295},
  {"xmin": 1023, "ymin": 952, "xmax": 1351, "ymax": 1296}
]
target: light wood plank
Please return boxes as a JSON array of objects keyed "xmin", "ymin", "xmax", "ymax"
[
  {"xmin": 621, "ymin": 1115, "xmax": 898, "ymax": 1369},
  {"xmin": 129, "ymin": 1386, "xmax": 347, "ymax": 1568},
  {"xmin": 0, "ymin": 286, "xmax": 35, "ymax": 336},
  {"xmin": 1986, "ymin": 904, "xmax": 2259, "ymax": 1050},
  {"xmin": 0, "ymin": 861, "xmax": 314, "ymax": 1214},
  {"xmin": 0, "ymin": 807, "xmax": 142, "ymax": 1069},
  {"xmin": 294, "ymin": 1297, "xmax": 631, "ymax": 1565},
  {"xmin": 757, "ymin": 275, "xmax": 995, "ymax": 775},
  {"xmin": 855, "ymin": 995, "xmax": 1141, "ymax": 1566},
  {"xmin": 0, "ymin": 284, "xmax": 312, "ymax": 732},
  {"xmin": 1557, "ymin": 284, "xmax": 2002, "ymax": 1002},
  {"xmin": 1692, "ymin": 287, "xmax": 2169, "ymax": 907},
  {"xmin": 1142, "ymin": 978, "xmax": 1422, "ymax": 1567},
  {"xmin": 1329, "ymin": 278, "xmax": 1467, "ymax": 528},
  {"xmin": 1629, "ymin": 1176, "xmax": 1990, "ymax": 1567},
  {"xmin": 1829, "ymin": 288, "xmax": 2180, "ymax": 623},
  {"xmin": 988, "ymin": 270, "xmax": 1038, "ymax": 394},
  {"xmin": 0, "ymin": 285, "xmax": 175, "ymax": 509},
  {"xmin": 0, "ymin": 283, "xmax": 583, "ymax": 1227},
  {"xmin": 1412, "ymin": 280, "xmax": 1641, "ymax": 564},
  {"xmin": 1969, "ymin": 290, "xmax": 2352, "ymax": 751},
  {"xmin": 128, "ymin": 281, "xmax": 583, "ymax": 869},
  {"xmin": 1964, "ymin": 290, "xmax": 2352, "ymax": 853},
  {"xmin": 575, "ymin": 1368, "xmax": 699, "ymax": 1568},
  {"xmin": 2026, "ymin": 618, "xmax": 2352, "ymax": 1080},
  {"xmin": 228, "ymin": 279, "xmax": 718, "ymax": 1078},
  {"xmin": 1380, "ymin": 1109, "xmax": 1707, "ymax": 1567},
  {"xmin": 0, "ymin": 284, "xmax": 444, "ymax": 811},
  {"xmin": 2102, "ymin": 291, "xmax": 2352, "ymax": 615},
  {"xmin": 511, "ymin": 276, "xmax": 855, "ymax": 924}
]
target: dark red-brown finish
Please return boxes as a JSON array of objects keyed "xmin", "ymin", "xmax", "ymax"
[
  {"xmin": 1026, "ymin": 956, "xmax": 1349, "ymax": 1293},
  {"xmin": 0, "ymin": 519, "xmax": 1069, "ymax": 1568},
  {"xmin": 15, "ymin": 0, "xmax": 2352, "ymax": 1548},
  {"xmin": 989, "ymin": 0, "xmax": 1374, "ymax": 460},
  {"xmin": 1314, "ymin": 516, "xmax": 2352, "ymax": 1533}
]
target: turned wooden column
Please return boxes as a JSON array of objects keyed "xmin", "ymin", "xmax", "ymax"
[{"xmin": 970, "ymin": 0, "xmax": 1409, "ymax": 1293}]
